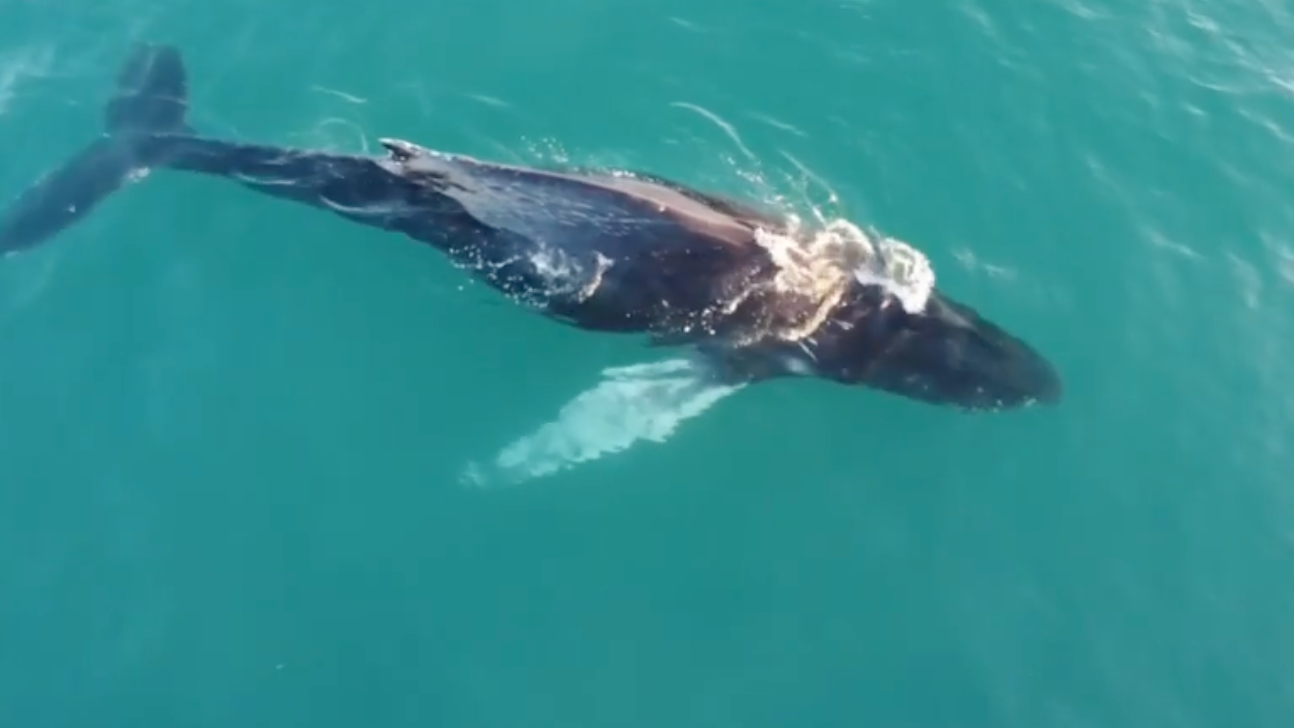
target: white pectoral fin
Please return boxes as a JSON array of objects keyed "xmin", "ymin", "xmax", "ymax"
[{"xmin": 459, "ymin": 355, "xmax": 746, "ymax": 489}]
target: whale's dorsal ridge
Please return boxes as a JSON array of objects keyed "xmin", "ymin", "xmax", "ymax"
[{"xmin": 379, "ymin": 137, "xmax": 430, "ymax": 163}]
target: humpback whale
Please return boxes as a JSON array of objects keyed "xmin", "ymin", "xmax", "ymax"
[{"xmin": 0, "ymin": 44, "xmax": 1061, "ymax": 484}]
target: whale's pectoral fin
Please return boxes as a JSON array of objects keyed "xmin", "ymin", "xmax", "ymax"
[{"xmin": 459, "ymin": 353, "xmax": 747, "ymax": 489}]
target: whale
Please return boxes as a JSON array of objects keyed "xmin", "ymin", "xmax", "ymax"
[{"xmin": 0, "ymin": 43, "xmax": 1061, "ymax": 485}]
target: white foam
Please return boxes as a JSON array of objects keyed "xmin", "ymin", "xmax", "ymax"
[
  {"xmin": 459, "ymin": 356, "xmax": 744, "ymax": 488},
  {"xmin": 854, "ymin": 230, "xmax": 937, "ymax": 314},
  {"xmin": 754, "ymin": 215, "xmax": 937, "ymax": 316},
  {"xmin": 525, "ymin": 246, "xmax": 611, "ymax": 301}
]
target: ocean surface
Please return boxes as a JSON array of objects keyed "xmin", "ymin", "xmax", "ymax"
[{"xmin": 2, "ymin": 0, "xmax": 1293, "ymax": 726}]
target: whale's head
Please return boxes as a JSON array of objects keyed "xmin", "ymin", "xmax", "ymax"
[{"xmin": 806, "ymin": 284, "xmax": 1062, "ymax": 411}]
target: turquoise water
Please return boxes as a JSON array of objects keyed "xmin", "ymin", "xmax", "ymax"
[{"xmin": 3, "ymin": 0, "xmax": 1293, "ymax": 725}]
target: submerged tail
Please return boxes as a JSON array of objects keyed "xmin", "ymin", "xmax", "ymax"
[{"xmin": 0, "ymin": 43, "xmax": 189, "ymax": 255}]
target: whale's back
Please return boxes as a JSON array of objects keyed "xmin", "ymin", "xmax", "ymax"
[{"xmin": 391, "ymin": 147, "xmax": 783, "ymax": 256}]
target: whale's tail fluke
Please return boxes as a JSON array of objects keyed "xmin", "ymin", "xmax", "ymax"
[
  {"xmin": 103, "ymin": 42, "xmax": 190, "ymax": 137},
  {"xmin": 0, "ymin": 43, "xmax": 189, "ymax": 255}
]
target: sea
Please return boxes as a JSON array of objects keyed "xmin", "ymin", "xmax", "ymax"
[{"xmin": 1, "ymin": 0, "xmax": 1292, "ymax": 726}]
